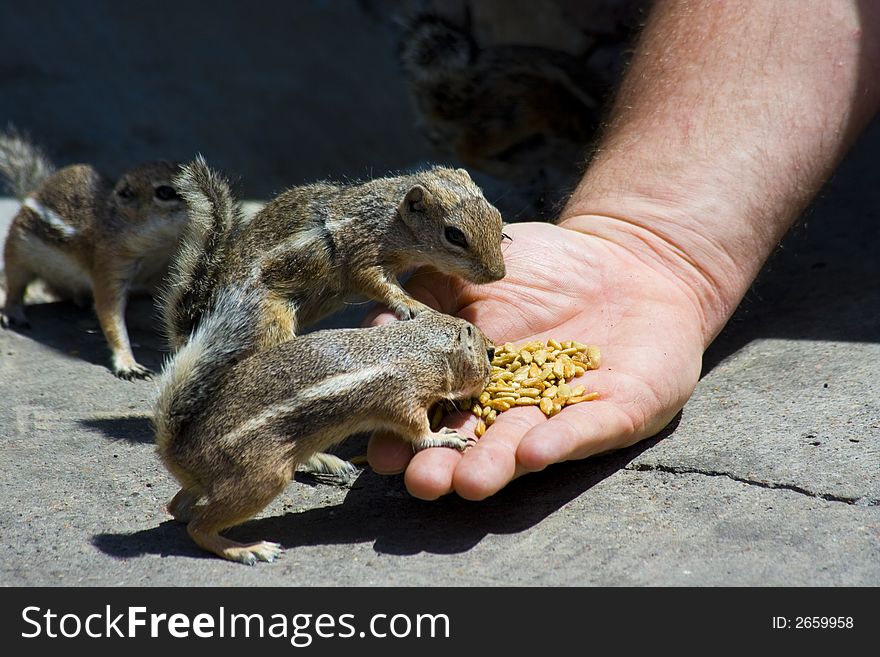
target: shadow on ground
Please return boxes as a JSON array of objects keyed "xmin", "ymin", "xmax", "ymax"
[
  {"xmin": 3, "ymin": 296, "xmax": 167, "ymax": 375},
  {"xmin": 701, "ymin": 126, "xmax": 880, "ymax": 374},
  {"xmin": 78, "ymin": 414, "xmax": 155, "ymax": 444},
  {"xmin": 92, "ymin": 425, "xmax": 671, "ymax": 561},
  {"xmin": 4, "ymin": 292, "xmax": 373, "ymax": 381}
]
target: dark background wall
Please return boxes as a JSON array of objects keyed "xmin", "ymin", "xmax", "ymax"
[{"xmin": 0, "ymin": 0, "xmax": 439, "ymax": 198}]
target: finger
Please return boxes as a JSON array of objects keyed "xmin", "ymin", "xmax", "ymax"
[
  {"xmin": 452, "ymin": 406, "xmax": 546, "ymax": 501},
  {"xmin": 400, "ymin": 410, "xmax": 472, "ymax": 500},
  {"xmin": 403, "ymin": 270, "xmax": 468, "ymax": 315},
  {"xmin": 363, "ymin": 306, "xmax": 398, "ymax": 327},
  {"xmin": 404, "ymin": 448, "xmax": 462, "ymax": 500},
  {"xmin": 516, "ymin": 400, "xmax": 654, "ymax": 471},
  {"xmin": 367, "ymin": 432, "xmax": 413, "ymax": 475}
]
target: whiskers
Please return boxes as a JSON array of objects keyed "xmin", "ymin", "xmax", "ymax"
[{"xmin": 501, "ymin": 230, "xmax": 514, "ymax": 255}]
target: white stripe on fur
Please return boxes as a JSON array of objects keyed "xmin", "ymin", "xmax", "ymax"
[{"xmin": 23, "ymin": 197, "xmax": 77, "ymax": 237}]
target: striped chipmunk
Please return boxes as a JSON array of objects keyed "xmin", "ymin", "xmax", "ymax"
[
  {"xmin": 0, "ymin": 128, "xmax": 187, "ymax": 379},
  {"xmin": 158, "ymin": 157, "xmax": 507, "ymax": 477},
  {"xmin": 155, "ymin": 295, "xmax": 495, "ymax": 564},
  {"xmin": 162, "ymin": 157, "xmax": 507, "ymax": 352}
]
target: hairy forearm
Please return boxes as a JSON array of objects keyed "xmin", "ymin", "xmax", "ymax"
[{"xmin": 561, "ymin": 0, "xmax": 880, "ymax": 345}]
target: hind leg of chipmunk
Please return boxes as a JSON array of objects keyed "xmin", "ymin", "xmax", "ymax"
[
  {"xmin": 300, "ymin": 453, "xmax": 359, "ymax": 479},
  {"xmin": 186, "ymin": 480, "xmax": 287, "ymax": 565},
  {"xmin": 1, "ymin": 252, "xmax": 34, "ymax": 329},
  {"xmin": 0, "ymin": 300, "xmax": 29, "ymax": 329},
  {"xmin": 412, "ymin": 427, "xmax": 475, "ymax": 452},
  {"xmin": 166, "ymin": 487, "xmax": 202, "ymax": 522}
]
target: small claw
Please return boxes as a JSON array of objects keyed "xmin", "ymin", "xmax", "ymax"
[
  {"xmin": 258, "ymin": 542, "xmax": 283, "ymax": 562},
  {"xmin": 237, "ymin": 541, "xmax": 283, "ymax": 565},
  {"xmin": 391, "ymin": 300, "xmax": 430, "ymax": 321},
  {"xmin": 413, "ymin": 430, "xmax": 473, "ymax": 453},
  {"xmin": 392, "ymin": 306, "xmax": 416, "ymax": 321},
  {"xmin": 114, "ymin": 363, "xmax": 154, "ymax": 380}
]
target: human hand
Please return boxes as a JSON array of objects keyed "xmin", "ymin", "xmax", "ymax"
[{"xmin": 367, "ymin": 219, "xmax": 707, "ymax": 500}]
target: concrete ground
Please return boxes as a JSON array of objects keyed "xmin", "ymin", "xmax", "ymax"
[{"xmin": 0, "ymin": 1, "xmax": 877, "ymax": 586}]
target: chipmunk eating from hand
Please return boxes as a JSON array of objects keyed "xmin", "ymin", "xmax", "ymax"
[
  {"xmin": 159, "ymin": 157, "xmax": 506, "ymax": 479},
  {"xmin": 154, "ymin": 289, "xmax": 494, "ymax": 564}
]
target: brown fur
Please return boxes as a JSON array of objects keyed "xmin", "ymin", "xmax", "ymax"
[
  {"xmin": 398, "ymin": 14, "xmax": 603, "ymax": 188},
  {"xmin": 162, "ymin": 158, "xmax": 506, "ymax": 352},
  {"xmin": 154, "ymin": 303, "xmax": 493, "ymax": 564},
  {"xmin": 0, "ymin": 131, "xmax": 187, "ymax": 378}
]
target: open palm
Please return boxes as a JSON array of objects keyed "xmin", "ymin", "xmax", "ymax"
[{"xmin": 368, "ymin": 219, "xmax": 706, "ymax": 500}]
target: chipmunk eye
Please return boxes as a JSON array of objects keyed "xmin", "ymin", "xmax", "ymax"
[
  {"xmin": 444, "ymin": 226, "xmax": 468, "ymax": 249},
  {"xmin": 154, "ymin": 185, "xmax": 180, "ymax": 201}
]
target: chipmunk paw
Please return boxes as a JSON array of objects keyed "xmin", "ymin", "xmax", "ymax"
[
  {"xmin": 114, "ymin": 361, "xmax": 154, "ymax": 380},
  {"xmin": 231, "ymin": 541, "xmax": 283, "ymax": 566}
]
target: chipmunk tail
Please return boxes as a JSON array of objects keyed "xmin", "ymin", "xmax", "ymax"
[
  {"xmin": 154, "ymin": 284, "xmax": 263, "ymax": 454},
  {"xmin": 159, "ymin": 155, "xmax": 242, "ymax": 351},
  {"xmin": 0, "ymin": 125, "xmax": 55, "ymax": 200}
]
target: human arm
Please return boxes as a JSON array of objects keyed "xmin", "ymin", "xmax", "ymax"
[{"xmin": 368, "ymin": 0, "xmax": 880, "ymax": 500}]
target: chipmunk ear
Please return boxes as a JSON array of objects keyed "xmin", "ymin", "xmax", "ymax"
[
  {"xmin": 399, "ymin": 184, "xmax": 432, "ymax": 227},
  {"xmin": 458, "ymin": 322, "xmax": 475, "ymax": 346}
]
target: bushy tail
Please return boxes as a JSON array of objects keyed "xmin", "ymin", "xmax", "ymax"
[
  {"xmin": 0, "ymin": 126, "xmax": 55, "ymax": 199},
  {"xmin": 154, "ymin": 284, "xmax": 264, "ymax": 453},
  {"xmin": 160, "ymin": 155, "xmax": 242, "ymax": 351}
]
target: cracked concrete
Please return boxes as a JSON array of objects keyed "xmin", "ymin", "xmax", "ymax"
[
  {"xmin": 628, "ymin": 463, "xmax": 876, "ymax": 507},
  {"xmin": 0, "ymin": 1, "xmax": 878, "ymax": 586}
]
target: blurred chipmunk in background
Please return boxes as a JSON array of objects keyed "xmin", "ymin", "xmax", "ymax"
[{"xmin": 383, "ymin": 0, "xmax": 642, "ymax": 217}]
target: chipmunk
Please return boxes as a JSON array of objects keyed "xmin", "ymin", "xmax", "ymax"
[
  {"xmin": 397, "ymin": 13, "xmax": 602, "ymax": 166},
  {"xmin": 161, "ymin": 157, "xmax": 506, "ymax": 354},
  {"xmin": 396, "ymin": 13, "xmax": 607, "ymax": 215},
  {"xmin": 160, "ymin": 157, "xmax": 505, "ymax": 479},
  {"xmin": 0, "ymin": 128, "xmax": 187, "ymax": 379},
  {"xmin": 154, "ymin": 285, "xmax": 494, "ymax": 564}
]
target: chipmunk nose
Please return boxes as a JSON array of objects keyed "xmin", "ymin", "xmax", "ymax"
[
  {"xmin": 486, "ymin": 261, "xmax": 506, "ymax": 282},
  {"xmin": 473, "ymin": 263, "xmax": 505, "ymax": 284},
  {"xmin": 487, "ymin": 347, "xmax": 495, "ymax": 361}
]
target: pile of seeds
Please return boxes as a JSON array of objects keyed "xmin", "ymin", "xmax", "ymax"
[{"xmin": 470, "ymin": 340, "xmax": 600, "ymax": 437}]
